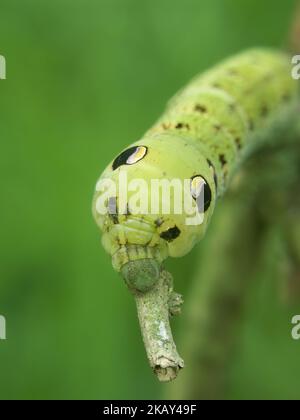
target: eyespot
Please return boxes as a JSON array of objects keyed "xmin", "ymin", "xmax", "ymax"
[
  {"xmin": 190, "ymin": 175, "xmax": 212, "ymax": 212},
  {"xmin": 112, "ymin": 146, "xmax": 148, "ymax": 170}
]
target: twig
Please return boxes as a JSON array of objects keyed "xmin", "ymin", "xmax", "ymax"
[{"xmin": 134, "ymin": 270, "xmax": 184, "ymax": 382}]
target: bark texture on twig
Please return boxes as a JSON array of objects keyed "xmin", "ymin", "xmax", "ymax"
[{"xmin": 134, "ymin": 270, "xmax": 184, "ymax": 382}]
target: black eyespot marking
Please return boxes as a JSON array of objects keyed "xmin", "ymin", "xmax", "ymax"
[
  {"xmin": 108, "ymin": 197, "xmax": 119, "ymax": 224},
  {"xmin": 190, "ymin": 175, "xmax": 212, "ymax": 212},
  {"xmin": 207, "ymin": 159, "xmax": 218, "ymax": 192},
  {"xmin": 160, "ymin": 226, "xmax": 181, "ymax": 242},
  {"xmin": 113, "ymin": 147, "xmax": 136, "ymax": 170},
  {"xmin": 112, "ymin": 146, "xmax": 148, "ymax": 170}
]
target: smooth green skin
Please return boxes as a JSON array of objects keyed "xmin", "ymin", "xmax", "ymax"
[{"xmin": 93, "ymin": 48, "xmax": 300, "ymax": 280}]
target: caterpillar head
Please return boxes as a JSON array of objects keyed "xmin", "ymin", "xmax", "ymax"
[{"xmin": 92, "ymin": 133, "xmax": 217, "ymax": 292}]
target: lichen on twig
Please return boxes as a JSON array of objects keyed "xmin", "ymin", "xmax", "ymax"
[{"xmin": 133, "ymin": 269, "xmax": 184, "ymax": 382}]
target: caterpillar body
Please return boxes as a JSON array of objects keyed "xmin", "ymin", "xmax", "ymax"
[{"xmin": 93, "ymin": 49, "xmax": 299, "ymax": 292}]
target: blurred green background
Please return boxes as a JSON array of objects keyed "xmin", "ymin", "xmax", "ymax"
[{"xmin": 0, "ymin": 0, "xmax": 299, "ymax": 400}]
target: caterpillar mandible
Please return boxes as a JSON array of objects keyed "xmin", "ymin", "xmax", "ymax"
[{"xmin": 92, "ymin": 48, "xmax": 299, "ymax": 381}]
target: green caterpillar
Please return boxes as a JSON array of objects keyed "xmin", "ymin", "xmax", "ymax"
[{"xmin": 93, "ymin": 49, "xmax": 299, "ymax": 292}]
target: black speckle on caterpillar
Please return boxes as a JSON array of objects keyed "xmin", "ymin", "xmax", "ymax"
[
  {"xmin": 160, "ymin": 226, "xmax": 181, "ymax": 242},
  {"xmin": 93, "ymin": 48, "xmax": 299, "ymax": 276}
]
